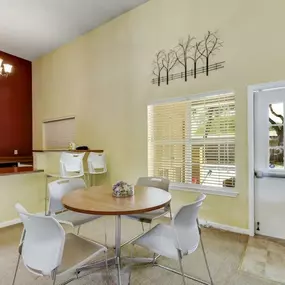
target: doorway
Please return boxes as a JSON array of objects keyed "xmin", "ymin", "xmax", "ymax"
[{"xmin": 253, "ymin": 87, "xmax": 285, "ymax": 239}]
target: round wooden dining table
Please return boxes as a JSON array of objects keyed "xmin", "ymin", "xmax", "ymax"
[{"xmin": 62, "ymin": 184, "xmax": 172, "ymax": 285}]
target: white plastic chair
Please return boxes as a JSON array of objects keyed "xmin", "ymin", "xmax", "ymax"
[
  {"xmin": 12, "ymin": 203, "xmax": 108, "ymax": 285},
  {"xmin": 86, "ymin": 152, "xmax": 107, "ymax": 186},
  {"xmin": 132, "ymin": 194, "xmax": 214, "ymax": 285},
  {"xmin": 122, "ymin": 177, "xmax": 172, "ymax": 246},
  {"xmin": 44, "ymin": 152, "xmax": 86, "ymax": 215},
  {"xmin": 60, "ymin": 152, "xmax": 85, "ymax": 178},
  {"xmin": 87, "ymin": 152, "xmax": 107, "ymax": 174},
  {"xmin": 48, "ymin": 178, "xmax": 103, "ymax": 236}
]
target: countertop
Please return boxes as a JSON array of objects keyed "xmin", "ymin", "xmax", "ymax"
[
  {"xmin": 0, "ymin": 156, "xmax": 33, "ymax": 164},
  {"xmin": 0, "ymin": 167, "xmax": 44, "ymax": 176},
  {"xmin": 33, "ymin": 150, "xmax": 103, "ymax": 153}
]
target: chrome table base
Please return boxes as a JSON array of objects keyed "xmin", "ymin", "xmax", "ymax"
[{"xmin": 76, "ymin": 215, "xmax": 213, "ymax": 285}]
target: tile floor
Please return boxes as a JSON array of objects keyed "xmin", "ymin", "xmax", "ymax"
[
  {"xmin": 0, "ymin": 216, "xmax": 283, "ymax": 285},
  {"xmin": 241, "ymin": 235, "xmax": 285, "ymax": 283}
]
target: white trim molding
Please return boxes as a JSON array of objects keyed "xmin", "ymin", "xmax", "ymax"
[
  {"xmin": 43, "ymin": 115, "xmax": 76, "ymax": 123},
  {"xmin": 148, "ymin": 89, "xmax": 234, "ymax": 106},
  {"xmin": 171, "ymin": 182, "xmax": 238, "ymax": 197},
  {"xmin": 247, "ymin": 80, "xmax": 285, "ymax": 237},
  {"xmin": 0, "ymin": 212, "xmax": 45, "ymax": 229},
  {"xmin": 199, "ymin": 219, "xmax": 249, "ymax": 235},
  {"xmin": 165, "ymin": 212, "xmax": 249, "ymax": 235},
  {"xmin": 0, "ymin": 218, "xmax": 21, "ymax": 229}
]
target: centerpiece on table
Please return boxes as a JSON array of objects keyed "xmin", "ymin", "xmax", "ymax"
[{"xmin": 112, "ymin": 181, "xmax": 134, "ymax": 198}]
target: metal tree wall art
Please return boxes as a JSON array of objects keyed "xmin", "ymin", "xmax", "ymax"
[
  {"xmin": 162, "ymin": 50, "xmax": 177, "ymax": 85},
  {"xmin": 174, "ymin": 35, "xmax": 195, "ymax": 82},
  {"xmin": 152, "ymin": 51, "xmax": 165, "ymax": 86},
  {"xmin": 151, "ymin": 31, "xmax": 225, "ymax": 86},
  {"xmin": 189, "ymin": 40, "xmax": 205, "ymax": 79},
  {"xmin": 198, "ymin": 31, "xmax": 223, "ymax": 76}
]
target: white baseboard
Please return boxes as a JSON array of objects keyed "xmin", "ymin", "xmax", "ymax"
[
  {"xmin": 199, "ymin": 219, "xmax": 249, "ymax": 235},
  {"xmin": 0, "ymin": 218, "xmax": 21, "ymax": 229},
  {"xmin": 163, "ymin": 213, "xmax": 249, "ymax": 235},
  {"xmin": 0, "ymin": 212, "xmax": 45, "ymax": 229}
]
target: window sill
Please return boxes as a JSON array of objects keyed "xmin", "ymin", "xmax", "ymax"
[{"xmin": 170, "ymin": 182, "xmax": 239, "ymax": 197}]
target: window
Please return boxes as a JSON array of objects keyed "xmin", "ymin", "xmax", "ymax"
[
  {"xmin": 43, "ymin": 117, "xmax": 75, "ymax": 149},
  {"xmin": 268, "ymin": 103, "xmax": 284, "ymax": 169},
  {"xmin": 148, "ymin": 92, "xmax": 236, "ymax": 190}
]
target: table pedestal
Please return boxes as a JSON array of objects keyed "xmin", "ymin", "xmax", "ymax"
[
  {"xmin": 77, "ymin": 215, "xmax": 155, "ymax": 285},
  {"xmin": 115, "ymin": 215, "xmax": 122, "ymax": 285}
]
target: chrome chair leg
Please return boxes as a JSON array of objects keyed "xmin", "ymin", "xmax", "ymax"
[
  {"xmin": 141, "ymin": 222, "xmax": 145, "ymax": 232},
  {"xmin": 131, "ymin": 244, "xmax": 135, "ymax": 258},
  {"xmin": 178, "ymin": 250, "xmax": 186, "ymax": 285},
  {"xmin": 12, "ymin": 253, "xmax": 21, "ymax": 285},
  {"xmin": 200, "ymin": 235, "xmax": 214, "ymax": 285},
  {"xmin": 58, "ymin": 277, "xmax": 77, "ymax": 285},
  {"xmin": 155, "ymin": 263, "xmax": 210, "ymax": 285},
  {"xmin": 104, "ymin": 218, "xmax": 107, "ymax": 246},
  {"xmin": 197, "ymin": 218, "xmax": 214, "ymax": 285},
  {"xmin": 122, "ymin": 212, "xmax": 172, "ymax": 248},
  {"xmin": 86, "ymin": 173, "xmax": 93, "ymax": 187},
  {"xmin": 169, "ymin": 207, "xmax": 173, "ymax": 220},
  {"xmin": 120, "ymin": 231, "xmax": 145, "ymax": 248},
  {"xmin": 152, "ymin": 253, "xmax": 156, "ymax": 264},
  {"xmin": 77, "ymin": 226, "xmax": 81, "ymax": 235},
  {"xmin": 105, "ymin": 250, "xmax": 110, "ymax": 285},
  {"xmin": 152, "ymin": 252, "xmax": 162, "ymax": 266},
  {"xmin": 121, "ymin": 220, "xmax": 150, "ymax": 248},
  {"xmin": 45, "ymin": 175, "xmax": 48, "ymax": 215},
  {"xmin": 51, "ymin": 269, "xmax": 57, "ymax": 285}
]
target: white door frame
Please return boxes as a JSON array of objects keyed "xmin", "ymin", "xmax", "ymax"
[{"xmin": 247, "ymin": 80, "xmax": 285, "ymax": 236}]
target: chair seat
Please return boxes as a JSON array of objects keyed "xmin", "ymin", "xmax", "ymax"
[
  {"xmin": 126, "ymin": 209, "xmax": 168, "ymax": 223},
  {"xmin": 55, "ymin": 210, "xmax": 101, "ymax": 227},
  {"xmin": 57, "ymin": 233, "xmax": 106, "ymax": 275},
  {"xmin": 46, "ymin": 172, "xmax": 61, "ymax": 178},
  {"xmin": 133, "ymin": 224, "xmax": 180, "ymax": 259},
  {"xmin": 84, "ymin": 170, "xmax": 107, "ymax": 174}
]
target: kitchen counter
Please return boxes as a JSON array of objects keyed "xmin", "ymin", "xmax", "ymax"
[
  {"xmin": 0, "ymin": 166, "xmax": 46, "ymax": 227},
  {"xmin": 0, "ymin": 167, "xmax": 43, "ymax": 176},
  {"xmin": 0, "ymin": 156, "xmax": 33, "ymax": 164},
  {"xmin": 33, "ymin": 149, "xmax": 103, "ymax": 153}
]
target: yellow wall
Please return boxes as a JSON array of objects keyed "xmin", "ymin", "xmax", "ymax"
[
  {"xmin": 0, "ymin": 172, "xmax": 46, "ymax": 224},
  {"xmin": 32, "ymin": 0, "xmax": 285, "ymax": 229}
]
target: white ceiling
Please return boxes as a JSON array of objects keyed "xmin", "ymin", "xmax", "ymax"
[{"xmin": 0, "ymin": 0, "xmax": 148, "ymax": 61}]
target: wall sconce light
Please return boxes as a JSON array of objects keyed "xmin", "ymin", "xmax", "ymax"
[{"xmin": 0, "ymin": 58, "xmax": 13, "ymax": 77}]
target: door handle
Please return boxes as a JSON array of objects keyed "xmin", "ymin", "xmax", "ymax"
[{"xmin": 255, "ymin": 170, "xmax": 285, "ymax": 179}]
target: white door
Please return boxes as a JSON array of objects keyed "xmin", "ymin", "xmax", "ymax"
[{"xmin": 254, "ymin": 88, "xmax": 285, "ymax": 239}]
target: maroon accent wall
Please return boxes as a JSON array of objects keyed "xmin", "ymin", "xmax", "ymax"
[{"xmin": 0, "ymin": 51, "xmax": 32, "ymax": 156}]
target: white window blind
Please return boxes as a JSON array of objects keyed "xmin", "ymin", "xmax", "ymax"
[
  {"xmin": 43, "ymin": 117, "xmax": 75, "ymax": 149},
  {"xmin": 148, "ymin": 92, "xmax": 235, "ymax": 189}
]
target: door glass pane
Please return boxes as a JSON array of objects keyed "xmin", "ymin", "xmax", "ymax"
[
  {"xmin": 269, "ymin": 103, "xmax": 284, "ymax": 169},
  {"xmin": 269, "ymin": 103, "xmax": 284, "ymax": 124}
]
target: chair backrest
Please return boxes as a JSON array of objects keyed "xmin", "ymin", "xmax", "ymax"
[
  {"xmin": 137, "ymin": 177, "xmax": 170, "ymax": 211},
  {"xmin": 136, "ymin": 177, "xmax": 170, "ymax": 192},
  {"xmin": 59, "ymin": 152, "xmax": 85, "ymax": 178},
  {"xmin": 15, "ymin": 203, "xmax": 65, "ymax": 277},
  {"xmin": 87, "ymin": 152, "xmax": 107, "ymax": 174},
  {"xmin": 48, "ymin": 178, "xmax": 86, "ymax": 214},
  {"xmin": 172, "ymin": 194, "xmax": 206, "ymax": 255}
]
